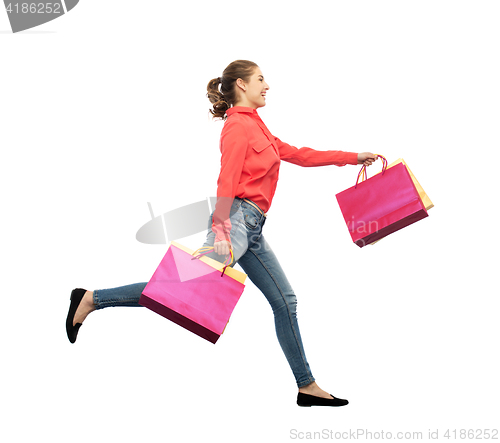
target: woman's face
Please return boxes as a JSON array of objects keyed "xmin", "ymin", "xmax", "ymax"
[{"xmin": 236, "ymin": 67, "xmax": 270, "ymax": 109}]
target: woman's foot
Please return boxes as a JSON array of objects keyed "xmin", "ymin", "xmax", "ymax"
[
  {"xmin": 297, "ymin": 382, "xmax": 349, "ymax": 407},
  {"xmin": 73, "ymin": 290, "xmax": 95, "ymax": 326},
  {"xmin": 298, "ymin": 381, "xmax": 333, "ymax": 399},
  {"xmin": 66, "ymin": 288, "xmax": 96, "ymax": 343}
]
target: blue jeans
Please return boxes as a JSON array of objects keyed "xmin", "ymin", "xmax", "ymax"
[{"xmin": 93, "ymin": 197, "xmax": 315, "ymax": 388}]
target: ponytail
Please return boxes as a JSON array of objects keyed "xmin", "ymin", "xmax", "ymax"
[
  {"xmin": 207, "ymin": 77, "xmax": 229, "ymax": 120},
  {"xmin": 207, "ymin": 60, "xmax": 259, "ymax": 121}
]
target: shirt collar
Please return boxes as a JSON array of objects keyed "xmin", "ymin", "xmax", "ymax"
[{"xmin": 226, "ymin": 106, "xmax": 258, "ymax": 116}]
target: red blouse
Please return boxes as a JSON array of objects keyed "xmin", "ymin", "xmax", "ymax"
[{"xmin": 212, "ymin": 106, "xmax": 359, "ymax": 243}]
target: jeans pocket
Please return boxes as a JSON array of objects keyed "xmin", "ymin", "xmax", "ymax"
[{"xmin": 243, "ymin": 210, "xmax": 259, "ymax": 230}]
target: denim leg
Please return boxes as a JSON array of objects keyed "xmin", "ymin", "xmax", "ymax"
[
  {"xmin": 237, "ymin": 235, "xmax": 315, "ymax": 388},
  {"xmin": 93, "ymin": 282, "xmax": 147, "ymax": 309}
]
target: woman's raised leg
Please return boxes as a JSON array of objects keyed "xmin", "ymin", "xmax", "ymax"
[{"xmin": 66, "ymin": 282, "xmax": 147, "ymax": 342}]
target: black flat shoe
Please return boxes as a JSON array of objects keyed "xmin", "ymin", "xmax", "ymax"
[
  {"xmin": 66, "ymin": 288, "xmax": 87, "ymax": 343},
  {"xmin": 297, "ymin": 392, "xmax": 349, "ymax": 407}
]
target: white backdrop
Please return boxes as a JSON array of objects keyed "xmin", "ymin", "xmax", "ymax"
[{"xmin": 1, "ymin": 1, "xmax": 499, "ymax": 442}]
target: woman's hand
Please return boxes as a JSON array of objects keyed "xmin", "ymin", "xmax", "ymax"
[
  {"xmin": 214, "ymin": 240, "xmax": 232, "ymax": 257},
  {"xmin": 357, "ymin": 152, "xmax": 378, "ymax": 166}
]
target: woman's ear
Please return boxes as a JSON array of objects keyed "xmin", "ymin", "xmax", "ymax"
[{"xmin": 236, "ymin": 78, "xmax": 246, "ymax": 92}]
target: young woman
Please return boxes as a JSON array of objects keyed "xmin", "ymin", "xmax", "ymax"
[{"xmin": 66, "ymin": 60, "xmax": 377, "ymax": 407}]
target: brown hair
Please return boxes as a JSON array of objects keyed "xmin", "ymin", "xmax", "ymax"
[{"xmin": 207, "ymin": 60, "xmax": 259, "ymax": 120}]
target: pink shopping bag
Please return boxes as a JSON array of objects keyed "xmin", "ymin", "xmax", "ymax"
[
  {"xmin": 335, "ymin": 155, "xmax": 428, "ymax": 247},
  {"xmin": 140, "ymin": 241, "xmax": 247, "ymax": 343}
]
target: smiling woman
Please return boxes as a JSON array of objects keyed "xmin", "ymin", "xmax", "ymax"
[
  {"xmin": 234, "ymin": 67, "xmax": 269, "ymax": 109},
  {"xmin": 206, "ymin": 60, "xmax": 269, "ymax": 120},
  {"xmin": 66, "ymin": 59, "xmax": 377, "ymax": 408},
  {"xmin": 200, "ymin": 60, "xmax": 377, "ymax": 406}
]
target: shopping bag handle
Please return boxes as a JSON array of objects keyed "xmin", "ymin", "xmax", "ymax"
[
  {"xmin": 191, "ymin": 246, "xmax": 234, "ymax": 277},
  {"xmin": 355, "ymin": 154, "xmax": 388, "ymax": 189}
]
